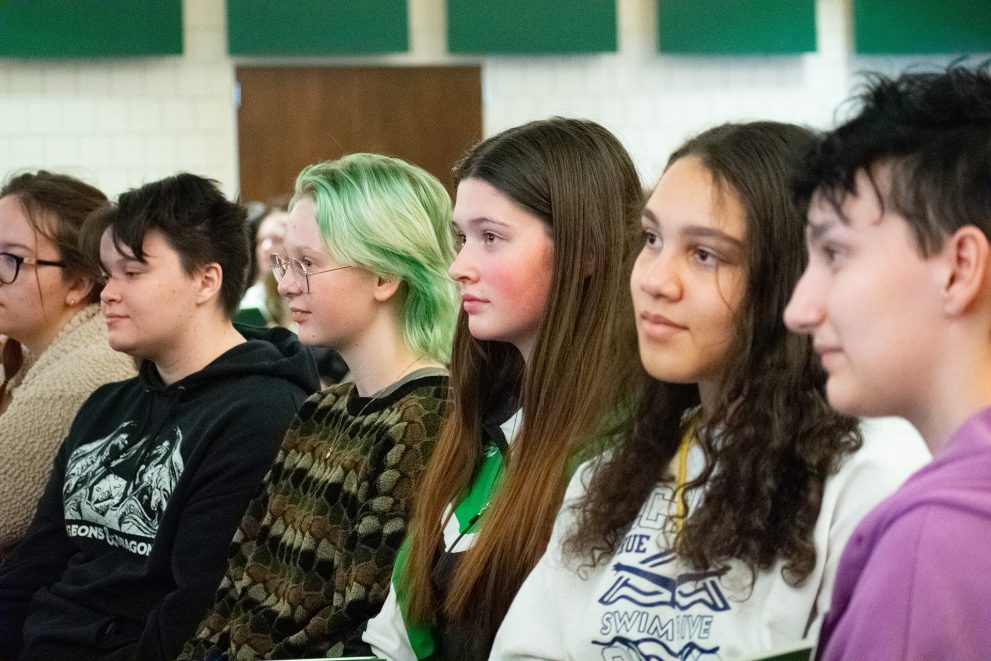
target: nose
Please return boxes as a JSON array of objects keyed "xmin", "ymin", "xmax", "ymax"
[
  {"xmin": 276, "ymin": 268, "xmax": 301, "ymax": 298},
  {"xmin": 783, "ymin": 267, "xmax": 823, "ymax": 334},
  {"xmin": 448, "ymin": 244, "xmax": 476, "ymax": 284},
  {"xmin": 633, "ymin": 249, "xmax": 682, "ymax": 301},
  {"xmin": 100, "ymin": 278, "xmax": 120, "ymax": 304}
]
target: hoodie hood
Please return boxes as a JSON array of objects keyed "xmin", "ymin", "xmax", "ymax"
[{"xmin": 138, "ymin": 324, "xmax": 321, "ymax": 398}]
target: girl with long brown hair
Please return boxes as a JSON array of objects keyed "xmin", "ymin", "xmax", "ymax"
[
  {"xmin": 489, "ymin": 122, "xmax": 930, "ymax": 660},
  {"xmin": 362, "ymin": 117, "xmax": 643, "ymax": 659}
]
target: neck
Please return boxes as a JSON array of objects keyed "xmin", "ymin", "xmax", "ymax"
[
  {"xmin": 909, "ymin": 340, "xmax": 991, "ymax": 450},
  {"xmin": 696, "ymin": 379, "xmax": 721, "ymax": 415},
  {"xmin": 339, "ymin": 316, "xmax": 441, "ymax": 397},
  {"xmin": 151, "ymin": 315, "xmax": 245, "ymax": 385},
  {"xmin": 23, "ymin": 303, "xmax": 88, "ymax": 358}
]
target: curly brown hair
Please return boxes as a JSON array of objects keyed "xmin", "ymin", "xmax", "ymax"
[{"xmin": 566, "ymin": 122, "xmax": 863, "ymax": 586}]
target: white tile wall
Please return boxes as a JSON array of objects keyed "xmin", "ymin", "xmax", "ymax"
[{"xmin": 0, "ymin": 0, "xmax": 978, "ymax": 198}]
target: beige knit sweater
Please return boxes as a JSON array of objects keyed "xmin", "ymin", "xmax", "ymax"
[{"xmin": 0, "ymin": 305, "xmax": 136, "ymax": 554}]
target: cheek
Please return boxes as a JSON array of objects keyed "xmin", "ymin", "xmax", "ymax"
[{"xmin": 497, "ymin": 248, "xmax": 553, "ymax": 318}]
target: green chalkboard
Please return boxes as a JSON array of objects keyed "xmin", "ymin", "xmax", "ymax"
[
  {"xmin": 854, "ymin": 0, "xmax": 991, "ymax": 54},
  {"xmin": 658, "ymin": 0, "xmax": 816, "ymax": 55},
  {"xmin": 0, "ymin": 0, "xmax": 182, "ymax": 58},
  {"xmin": 227, "ymin": 0, "xmax": 408, "ymax": 55},
  {"xmin": 447, "ymin": 0, "xmax": 617, "ymax": 54}
]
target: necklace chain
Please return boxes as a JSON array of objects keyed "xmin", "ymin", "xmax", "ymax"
[{"xmin": 324, "ymin": 356, "xmax": 426, "ymax": 459}]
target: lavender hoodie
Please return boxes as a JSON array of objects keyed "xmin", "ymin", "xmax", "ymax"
[{"xmin": 818, "ymin": 406, "xmax": 991, "ymax": 661}]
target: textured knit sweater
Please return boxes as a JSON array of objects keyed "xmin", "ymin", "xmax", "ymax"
[
  {"xmin": 176, "ymin": 370, "xmax": 450, "ymax": 660},
  {"xmin": 0, "ymin": 305, "xmax": 135, "ymax": 555}
]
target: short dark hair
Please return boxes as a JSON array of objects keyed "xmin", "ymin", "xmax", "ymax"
[
  {"xmin": 87, "ymin": 173, "xmax": 249, "ymax": 318},
  {"xmin": 795, "ymin": 62, "xmax": 991, "ymax": 256}
]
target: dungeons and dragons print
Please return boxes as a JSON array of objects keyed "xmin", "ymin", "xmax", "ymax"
[{"xmin": 63, "ymin": 420, "xmax": 184, "ymax": 556}]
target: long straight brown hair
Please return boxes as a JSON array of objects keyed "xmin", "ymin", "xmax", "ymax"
[{"xmin": 403, "ymin": 117, "xmax": 643, "ymax": 649}]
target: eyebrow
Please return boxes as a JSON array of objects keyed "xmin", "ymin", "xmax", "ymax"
[
  {"xmin": 452, "ymin": 216, "xmax": 512, "ymax": 230},
  {"xmin": 805, "ymin": 217, "xmax": 836, "ymax": 245},
  {"xmin": 100, "ymin": 253, "xmax": 142, "ymax": 270},
  {"xmin": 641, "ymin": 208, "xmax": 744, "ymax": 249},
  {"xmin": 0, "ymin": 241, "xmax": 31, "ymax": 251}
]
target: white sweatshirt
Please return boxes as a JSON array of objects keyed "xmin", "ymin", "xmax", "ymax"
[{"xmin": 489, "ymin": 418, "xmax": 929, "ymax": 661}]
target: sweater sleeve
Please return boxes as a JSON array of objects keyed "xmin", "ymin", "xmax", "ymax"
[
  {"xmin": 102, "ymin": 387, "xmax": 305, "ymax": 661},
  {"xmin": 820, "ymin": 504, "xmax": 991, "ymax": 661},
  {"xmin": 0, "ymin": 447, "xmax": 77, "ymax": 658}
]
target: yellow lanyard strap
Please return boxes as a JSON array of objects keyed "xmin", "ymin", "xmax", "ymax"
[{"xmin": 674, "ymin": 421, "xmax": 695, "ymax": 534}]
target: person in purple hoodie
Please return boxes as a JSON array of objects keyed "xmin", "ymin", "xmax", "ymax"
[{"xmin": 784, "ymin": 62, "xmax": 991, "ymax": 661}]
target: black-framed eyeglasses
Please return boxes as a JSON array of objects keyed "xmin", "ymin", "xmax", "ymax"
[
  {"xmin": 270, "ymin": 253, "xmax": 350, "ymax": 293},
  {"xmin": 0, "ymin": 252, "xmax": 66, "ymax": 285}
]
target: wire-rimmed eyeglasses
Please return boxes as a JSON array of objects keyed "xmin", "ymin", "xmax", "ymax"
[
  {"xmin": 270, "ymin": 253, "xmax": 350, "ymax": 293},
  {"xmin": 0, "ymin": 252, "xmax": 66, "ymax": 285}
]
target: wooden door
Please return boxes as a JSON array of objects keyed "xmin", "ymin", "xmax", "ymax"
[{"xmin": 236, "ymin": 66, "xmax": 483, "ymax": 203}]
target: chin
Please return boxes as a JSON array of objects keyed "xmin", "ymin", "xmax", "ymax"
[{"xmin": 824, "ymin": 380, "xmax": 872, "ymax": 417}]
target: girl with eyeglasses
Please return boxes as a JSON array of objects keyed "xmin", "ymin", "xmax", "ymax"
[
  {"xmin": 488, "ymin": 122, "xmax": 930, "ymax": 660},
  {"xmin": 0, "ymin": 171, "xmax": 135, "ymax": 562},
  {"xmin": 362, "ymin": 117, "xmax": 643, "ymax": 659},
  {"xmin": 176, "ymin": 153, "xmax": 458, "ymax": 659}
]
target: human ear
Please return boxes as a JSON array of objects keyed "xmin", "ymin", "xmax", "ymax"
[
  {"xmin": 194, "ymin": 262, "xmax": 224, "ymax": 305},
  {"xmin": 372, "ymin": 274, "xmax": 403, "ymax": 303},
  {"xmin": 65, "ymin": 275, "xmax": 95, "ymax": 307},
  {"xmin": 942, "ymin": 225, "xmax": 990, "ymax": 317}
]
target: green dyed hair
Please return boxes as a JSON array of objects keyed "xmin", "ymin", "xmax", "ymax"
[{"xmin": 292, "ymin": 153, "xmax": 458, "ymax": 363}]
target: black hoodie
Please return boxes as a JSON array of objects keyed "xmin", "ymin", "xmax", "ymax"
[{"xmin": 0, "ymin": 326, "xmax": 319, "ymax": 661}]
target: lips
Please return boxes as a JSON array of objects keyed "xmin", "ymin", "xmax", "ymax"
[
  {"xmin": 289, "ymin": 307, "xmax": 310, "ymax": 321},
  {"xmin": 461, "ymin": 294, "xmax": 487, "ymax": 314},
  {"xmin": 814, "ymin": 344, "xmax": 842, "ymax": 369},
  {"xmin": 638, "ymin": 311, "xmax": 687, "ymax": 339}
]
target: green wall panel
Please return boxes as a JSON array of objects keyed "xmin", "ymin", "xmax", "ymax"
[
  {"xmin": 0, "ymin": 0, "xmax": 182, "ymax": 58},
  {"xmin": 658, "ymin": 0, "xmax": 816, "ymax": 55},
  {"xmin": 227, "ymin": 0, "xmax": 408, "ymax": 55},
  {"xmin": 447, "ymin": 0, "xmax": 617, "ymax": 54},
  {"xmin": 854, "ymin": 0, "xmax": 991, "ymax": 54}
]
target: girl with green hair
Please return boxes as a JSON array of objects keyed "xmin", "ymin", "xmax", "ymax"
[{"xmin": 176, "ymin": 153, "xmax": 458, "ymax": 659}]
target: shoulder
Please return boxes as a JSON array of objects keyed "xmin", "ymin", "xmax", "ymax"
[{"xmin": 827, "ymin": 417, "xmax": 930, "ymax": 496}]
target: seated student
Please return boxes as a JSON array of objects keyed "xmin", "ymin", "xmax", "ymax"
[
  {"xmin": 236, "ymin": 202, "xmax": 290, "ymax": 328},
  {"xmin": 0, "ymin": 172, "xmax": 135, "ymax": 561},
  {"xmin": 489, "ymin": 122, "xmax": 930, "ymax": 660},
  {"xmin": 362, "ymin": 117, "xmax": 644, "ymax": 659},
  {"xmin": 784, "ymin": 65, "xmax": 991, "ymax": 660},
  {"xmin": 175, "ymin": 153, "xmax": 458, "ymax": 660},
  {"xmin": 0, "ymin": 174, "xmax": 319, "ymax": 661}
]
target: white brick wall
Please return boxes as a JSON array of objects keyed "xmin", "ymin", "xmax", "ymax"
[
  {"xmin": 0, "ymin": 0, "xmax": 236, "ymax": 197},
  {"xmin": 0, "ymin": 0, "xmax": 973, "ymax": 198}
]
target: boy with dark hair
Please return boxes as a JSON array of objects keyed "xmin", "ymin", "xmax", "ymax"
[
  {"xmin": 785, "ymin": 64, "xmax": 991, "ymax": 660},
  {"xmin": 0, "ymin": 174, "xmax": 319, "ymax": 660}
]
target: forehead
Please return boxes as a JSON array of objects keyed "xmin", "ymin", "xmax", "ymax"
[
  {"xmin": 285, "ymin": 197, "xmax": 326, "ymax": 248},
  {"xmin": 258, "ymin": 211, "xmax": 289, "ymax": 236},
  {"xmin": 646, "ymin": 156, "xmax": 746, "ymax": 240},
  {"xmin": 0, "ymin": 195, "xmax": 44, "ymax": 245},
  {"xmin": 99, "ymin": 227, "xmax": 177, "ymax": 262},
  {"xmin": 452, "ymin": 178, "xmax": 545, "ymax": 230}
]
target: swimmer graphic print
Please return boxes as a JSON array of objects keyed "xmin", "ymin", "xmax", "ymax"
[
  {"xmin": 63, "ymin": 420, "xmax": 184, "ymax": 556},
  {"xmin": 593, "ymin": 484, "xmax": 732, "ymax": 661}
]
